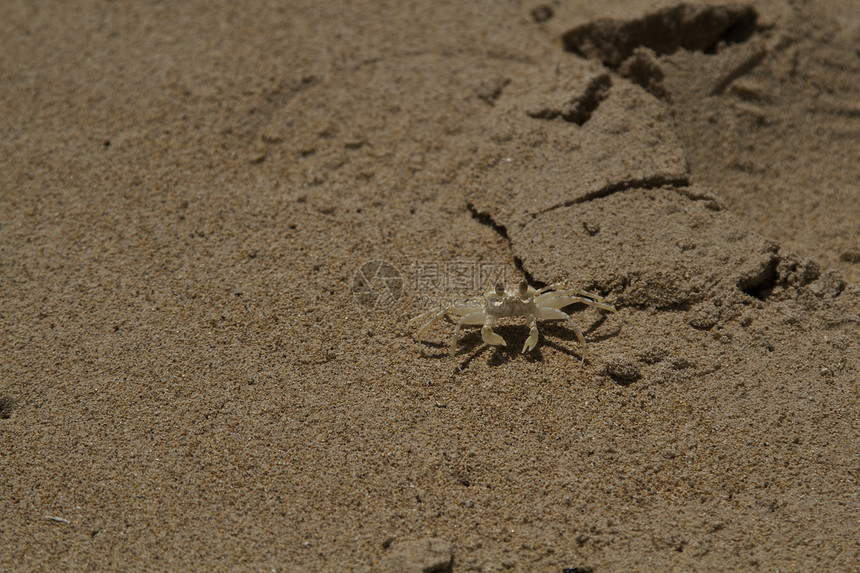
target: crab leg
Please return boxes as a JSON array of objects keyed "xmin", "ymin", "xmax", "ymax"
[
  {"xmin": 535, "ymin": 283, "xmax": 603, "ymax": 296},
  {"xmin": 522, "ymin": 313, "xmax": 539, "ymax": 353},
  {"xmin": 534, "ymin": 282, "xmax": 568, "ymax": 295},
  {"xmin": 536, "ymin": 287, "xmax": 606, "ymax": 304},
  {"xmin": 409, "ymin": 298, "xmax": 481, "ymax": 341},
  {"xmin": 539, "ymin": 295, "xmax": 617, "ymax": 313},
  {"xmin": 408, "ymin": 305, "xmax": 440, "ymax": 326},
  {"xmin": 409, "ymin": 306, "xmax": 448, "ymax": 342},
  {"xmin": 450, "ymin": 310, "xmax": 487, "ymax": 356},
  {"xmin": 536, "ymin": 306, "xmax": 588, "ymax": 362},
  {"xmin": 481, "ymin": 315, "xmax": 506, "ymax": 349}
]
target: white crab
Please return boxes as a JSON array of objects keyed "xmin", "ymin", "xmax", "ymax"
[{"xmin": 409, "ymin": 280, "xmax": 617, "ymax": 358}]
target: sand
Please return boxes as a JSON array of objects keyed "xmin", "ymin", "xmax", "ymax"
[{"xmin": 1, "ymin": 1, "xmax": 858, "ymax": 571}]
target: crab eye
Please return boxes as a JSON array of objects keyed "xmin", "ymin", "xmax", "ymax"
[
  {"xmin": 495, "ymin": 283, "xmax": 505, "ymax": 295},
  {"xmin": 518, "ymin": 280, "xmax": 528, "ymax": 298}
]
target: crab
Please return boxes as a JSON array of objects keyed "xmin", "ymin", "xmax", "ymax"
[{"xmin": 409, "ymin": 280, "xmax": 617, "ymax": 359}]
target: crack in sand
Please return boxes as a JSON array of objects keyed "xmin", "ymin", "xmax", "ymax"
[
  {"xmin": 466, "ymin": 203, "xmax": 543, "ymax": 287},
  {"xmin": 525, "ymin": 73, "xmax": 613, "ymax": 126},
  {"xmin": 534, "ymin": 174, "xmax": 692, "ymax": 217},
  {"xmin": 708, "ymin": 43, "xmax": 769, "ymax": 95},
  {"xmin": 466, "ymin": 175, "xmax": 728, "ymax": 295},
  {"xmin": 466, "ymin": 202, "xmax": 509, "ymax": 240},
  {"xmin": 467, "ymin": 174, "xmax": 717, "ymax": 246}
]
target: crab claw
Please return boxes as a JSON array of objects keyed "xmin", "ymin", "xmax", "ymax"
[
  {"xmin": 522, "ymin": 325, "xmax": 539, "ymax": 353},
  {"xmin": 481, "ymin": 325, "xmax": 506, "ymax": 347}
]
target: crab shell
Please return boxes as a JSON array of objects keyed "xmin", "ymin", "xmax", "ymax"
[{"xmin": 410, "ymin": 280, "xmax": 617, "ymax": 358}]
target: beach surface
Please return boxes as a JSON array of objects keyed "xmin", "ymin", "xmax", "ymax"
[{"xmin": 2, "ymin": 1, "xmax": 858, "ymax": 571}]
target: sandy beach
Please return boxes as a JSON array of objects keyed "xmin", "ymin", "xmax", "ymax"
[{"xmin": 2, "ymin": 1, "xmax": 858, "ymax": 571}]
